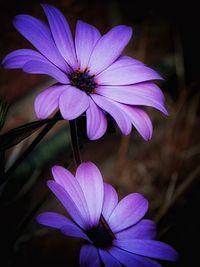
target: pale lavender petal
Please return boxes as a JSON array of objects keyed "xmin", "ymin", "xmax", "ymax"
[
  {"xmin": 34, "ymin": 85, "xmax": 66, "ymax": 119},
  {"xmin": 2, "ymin": 49, "xmax": 47, "ymax": 69},
  {"xmin": 47, "ymin": 180, "xmax": 89, "ymax": 229},
  {"xmin": 108, "ymin": 193, "xmax": 148, "ymax": 232},
  {"xmin": 37, "ymin": 212, "xmax": 71, "ymax": 229},
  {"xmin": 86, "ymin": 97, "xmax": 107, "ymax": 140},
  {"xmin": 23, "ymin": 60, "xmax": 69, "ymax": 84},
  {"xmin": 111, "ymin": 103, "xmax": 153, "ymax": 141},
  {"xmin": 13, "ymin": 15, "xmax": 68, "ymax": 71},
  {"xmin": 75, "ymin": 20, "xmax": 101, "ymax": 70},
  {"xmin": 108, "ymin": 247, "xmax": 147, "ymax": 267},
  {"xmin": 96, "ymin": 82, "xmax": 168, "ymax": 115},
  {"xmin": 99, "ymin": 249, "xmax": 122, "ymax": 267},
  {"xmin": 114, "ymin": 239, "xmax": 178, "ymax": 261},
  {"xmin": 115, "ymin": 56, "xmax": 145, "ymax": 66},
  {"xmin": 102, "ymin": 183, "xmax": 118, "ymax": 221},
  {"xmin": 88, "ymin": 25, "xmax": 132, "ymax": 74},
  {"xmin": 59, "ymin": 86, "xmax": 89, "ymax": 120},
  {"xmin": 41, "ymin": 4, "xmax": 77, "ymax": 69},
  {"xmin": 91, "ymin": 94, "xmax": 132, "ymax": 135},
  {"xmin": 52, "ymin": 165, "xmax": 90, "ymax": 223},
  {"xmin": 75, "ymin": 162, "xmax": 104, "ymax": 227},
  {"xmin": 96, "ymin": 56, "xmax": 162, "ymax": 85},
  {"xmin": 116, "ymin": 219, "xmax": 156, "ymax": 240},
  {"xmin": 80, "ymin": 245, "xmax": 101, "ymax": 267}
]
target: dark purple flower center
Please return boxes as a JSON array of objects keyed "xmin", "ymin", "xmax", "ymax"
[
  {"xmin": 68, "ymin": 69, "xmax": 96, "ymax": 94},
  {"xmin": 86, "ymin": 223, "xmax": 113, "ymax": 249}
]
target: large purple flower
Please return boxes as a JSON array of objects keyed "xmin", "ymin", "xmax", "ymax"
[
  {"xmin": 2, "ymin": 4, "xmax": 168, "ymax": 140},
  {"xmin": 37, "ymin": 162, "xmax": 178, "ymax": 267}
]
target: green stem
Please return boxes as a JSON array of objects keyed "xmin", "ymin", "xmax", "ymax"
[
  {"xmin": 69, "ymin": 119, "xmax": 116, "ymax": 240},
  {"xmin": 69, "ymin": 120, "xmax": 81, "ymax": 167}
]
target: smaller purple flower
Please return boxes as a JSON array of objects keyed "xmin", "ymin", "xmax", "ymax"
[
  {"xmin": 2, "ymin": 4, "xmax": 168, "ymax": 141},
  {"xmin": 37, "ymin": 162, "xmax": 178, "ymax": 267}
]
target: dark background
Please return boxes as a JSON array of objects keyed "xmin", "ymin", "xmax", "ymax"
[{"xmin": 0, "ymin": 0, "xmax": 199, "ymax": 266}]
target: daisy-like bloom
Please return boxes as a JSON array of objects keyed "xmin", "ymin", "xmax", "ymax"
[
  {"xmin": 2, "ymin": 4, "xmax": 168, "ymax": 140},
  {"xmin": 37, "ymin": 162, "xmax": 178, "ymax": 267}
]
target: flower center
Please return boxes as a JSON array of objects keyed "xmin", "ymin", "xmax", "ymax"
[
  {"xmin": 68, "ymin": 69, "xmax": 96, "ymax": 94},
  {"xmin": 86, "ymin": 223, "xmax": 113, "ymax": 249}
]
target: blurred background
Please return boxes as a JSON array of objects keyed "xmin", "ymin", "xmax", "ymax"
[{"xmin": 0, "ymin": 0, "xmax": 200, "ymax": 266}]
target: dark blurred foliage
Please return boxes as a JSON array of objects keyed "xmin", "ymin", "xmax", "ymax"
[{"xmin": 0, "ymin": 0, "xmax": 200, "ymax": 267}]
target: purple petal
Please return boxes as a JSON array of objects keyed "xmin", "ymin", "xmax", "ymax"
[
  {"xmin": 34, "ymin": 85, "xmax": 66, "ymax": 119},
  {"xmin": 108, "ymin": 247, "xmax": 148, "ymax": 267},
  {"xmin": 75, "ymin": 162, "xmax": 104, "ymax": 227},
  {"xmin": 41, "ymin": 4, "xmax": 77, "ymax": 69},
  {"xmin": 13, "ymin": 15, "xmax": 68, "ymax": 71},
  {"xmin": 75, "ymin": 20, "xmax": 101, "ymax": 70},
  {"xmin": 116, "ymin": 219, "xmax": 156, "ymax": 240},
  {"xmin": 52, "ymin": 165, "xmax": 90, "ymax": 223},
  {"xmin": 91, "ymin": 94, "xmax": 132, "ymax": 135},
  {"xmin": 127, "ymin": 254, "xmax": 163, "ymax": 267},
  {"xmin": 115, "ymin": 55, "xmax": 145, "ymax": 66},
  {"xmin": 37, "ymin": 211, "xmax": 71, "ymax": 229},
  {"xmin": 80, "ymin": 245, "xmax": 101, "ymax": 267},
  {"xmin": 37, "ymin": 212, "xmax": 90, "ymax": 241},
  {"xmin": 23, "ymin": 60, "xmax": 69, "ymax": 84},
  {"xmin": 86, "ymin": 97, "xmax": 107, "ymax": 140},
  {"xmin": 111, "ymin": 103, "xmax": 153, "ymax": 141},
  {"xmin": 88, "ymin": 25, "xmax": 132, "ymax": 75},
  {"xmin": 96, "ymin": 82, "xmax": 168, "ymax": 115},
  {"xmin": 114, "ymin": 239, "xmax": 178, "ymax": 261},
  {"xmin": 47, "ymin": 180, "xmax": 89, "ymax": 229},
  {"xmin": 99, "ymin": 249, "xmax": 122, "ymax": 267},
  {"xmin": 59, "ymin": 86, "xmax": 89, "ymax": 120},
  {"xmin": 96, "ymin": 56, "xmax": 162, "ymax": 85},
  {"xmin": 108, "ymin": 193, "xmax": 148, "ymax": 233},
  {"xmin": 2, "ymin": 49, "xmax": 46, "ymax": 69},
  {"xmin": 110, "ymin": 247, "xmax": 163, "ymax": 267},
  {"xmin": 60, "ymin": 225, "xmax": 90, "ymax": 241},
  {"xmin": 102, "ymin": 183, "xmax": 118, "ymax": 221}
]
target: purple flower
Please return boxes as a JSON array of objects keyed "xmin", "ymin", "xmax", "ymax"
[
  {"xmin": 2, "ymin": 4, "xmax": 168, "ymax": 140},
  {"xmin": 37, "ymin": 162, "xmax": 178, "ymax": 267}
]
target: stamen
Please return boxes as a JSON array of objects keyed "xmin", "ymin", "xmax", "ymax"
[
  {"xmin": 86, "ymin": 222, "xmax": 113, "ymax": 249},
  {"xmin": 68, "ymin": 69, "xmax": 96, "ymax": 94}
]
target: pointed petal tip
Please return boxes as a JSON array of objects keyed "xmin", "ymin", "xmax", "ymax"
[
  {"xmin": 157, "ymin": 74, "xmax": 164, "ymax": 80},
  {"xmin": 51, "ymin": 165, "xmax": 61, "ymax": 173},
  {"xmin": 163, "ymin": 107, "xmax": 169, "ymax": 116},
  {"xmin": 1, "ymin": 56, "xmax": 7, "ymax": 66},
  {"xmin": 36, "ymin": 213, "xmax": 43, "ymax": 224},
  {"xmin": 145, "ymin": 128, "xmax": 153, "ymax": 141},
  {"xmin": 40, "ymin": 3, "xmax": 57, "ymax": 12},
  {"xmin": 40, "ymin": 3, "xmax": 48, "ymax": 8},
  {"xmin": 47, "ymin": 180, "xmax": 54, "ymax": 190},
  {"xmin": 145, "ymin": 135, "xmax": 152, "ymax": 141},
  {"xmin": 51, "ymin": 165, "xmax": 63, "ymax": 180}
]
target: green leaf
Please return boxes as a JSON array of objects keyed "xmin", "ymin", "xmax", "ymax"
[
  {"xmin": 0, "ymin": 101, "xmax": 9, "ymax": 131},
  {"xmin": 0, "ymin": 116, "xmax": 63, "ymax": 151},
  {"xmin": 0, "ymin": 126, "xmax": 71, "ymax": 203}
]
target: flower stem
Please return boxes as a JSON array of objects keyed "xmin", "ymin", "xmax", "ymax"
[
  {"xmin": 69, "ymin": 119, "xmax": 116, "ymax": 240},
  {"xmin": 69, "ymin": 120, "xmax": 81, "ymax": 167},
  {"xmin": 0, "ymin": 112, "xmax": 60, "ymax": 186}
]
